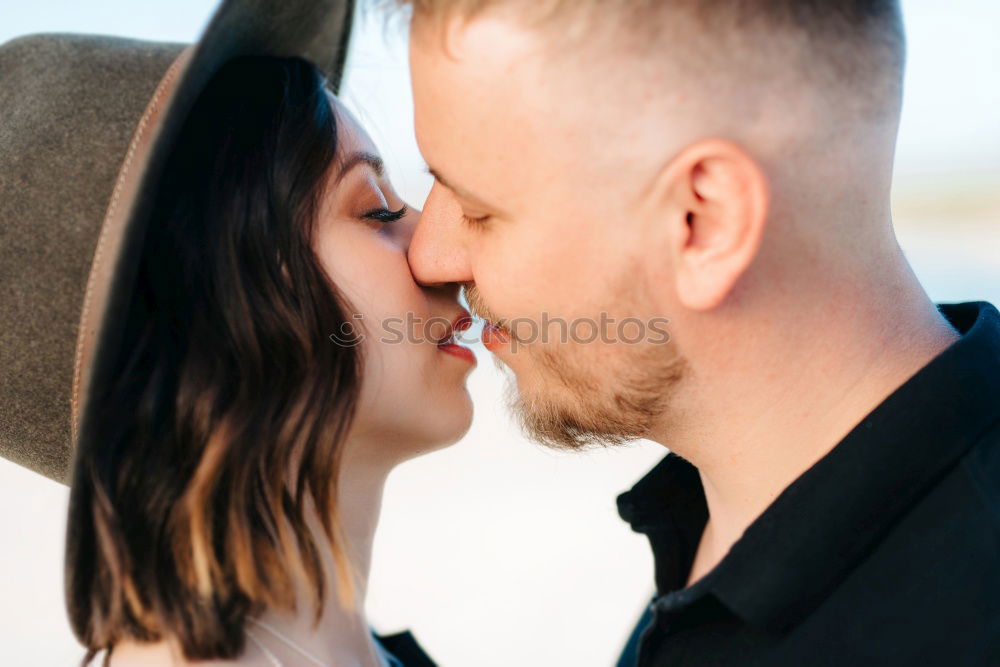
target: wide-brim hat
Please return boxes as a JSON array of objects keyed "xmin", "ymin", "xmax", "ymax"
[{"xmin": 0, "ymin": 0, "xmax": 356, "ymax": 484}]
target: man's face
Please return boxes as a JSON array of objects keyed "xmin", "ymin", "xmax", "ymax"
[{"xmin": 407, "ymin": 14, "xmax": 686, "ymax": 449}]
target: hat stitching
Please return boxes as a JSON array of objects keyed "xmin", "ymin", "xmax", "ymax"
[{"xmin": 69, "ymin": 52, "xmax": 187, "ymax": 446}]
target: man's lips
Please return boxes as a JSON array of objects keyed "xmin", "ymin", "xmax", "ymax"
[{"xmin": 481, "ymin": 320, "xmax": 509, "ymax": 351}]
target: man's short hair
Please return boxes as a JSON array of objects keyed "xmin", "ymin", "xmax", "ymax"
[
  {"xmin": 399, "ymin": 0, "xmax": 906, "ymax": 116},
  {"xmin": 399, "ymin": 0, "xmax": 903, "ymax": 43}
]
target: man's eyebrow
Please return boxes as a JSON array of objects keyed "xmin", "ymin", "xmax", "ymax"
[
  {"xmin": 427, "ymin": 166, "xmax": 497, "ymax": 211},
  {"xmin": 335, "ymin": 152, "xmax": 385, "ymax": 183}
]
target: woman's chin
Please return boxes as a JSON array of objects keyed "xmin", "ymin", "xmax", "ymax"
[
  {"xmin": 402, "ymin": 389, "xmax": 475, "ymax": 459},
  {"xmin": 434, "ymin": 389, "xmax": 476, "ymax": 441},
  {"xmin": 348, "ymin": 388, "xmax": 473, "ymax": 466}
]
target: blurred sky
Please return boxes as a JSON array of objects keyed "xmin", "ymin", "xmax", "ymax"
[{"xmin": 1, "ymin": 2, "xmax": 998, "ymax": 666}]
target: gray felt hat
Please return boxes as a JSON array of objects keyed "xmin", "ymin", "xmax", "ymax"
[{"xmin": 0, "ymin": 0, "xmax": 355, "ymax": 484}]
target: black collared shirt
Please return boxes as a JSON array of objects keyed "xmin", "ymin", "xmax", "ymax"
[{"xmin": 616, "ymin": 301, "xmax": 1000, "ymax": 667}]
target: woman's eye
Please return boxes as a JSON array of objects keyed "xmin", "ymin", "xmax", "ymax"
[
  {"xmin": 362, "ymin": 205, "xmax": 408, "ymax": 224},
  {"xmin": 462, "ymin": 213, "xmax": 491, "ymax": 228}
]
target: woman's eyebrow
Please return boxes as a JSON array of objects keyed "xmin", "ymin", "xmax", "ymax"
[{"xmin": 335, "ymin": 152, "xmax": 385, "ymax": 183}]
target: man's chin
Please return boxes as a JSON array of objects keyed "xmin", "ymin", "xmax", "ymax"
[
  {"xmin": 498, "ymin": 356, "xmax": 685, "ymax": 451},
  {"xmin": 501, "ymin": 380, "xmax": 644, "ymax": 451}
]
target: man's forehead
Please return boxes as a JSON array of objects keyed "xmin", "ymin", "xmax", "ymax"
[
  {"xmin": 409, "ymin": 17, "xmax": 542, "ymax": 158},
  {"xmin": 409, "ymin": 12, "xmax": 544, "ymax": 106},
  {"xmin": 409, "ymin": 9, "xmax": 676, "ymax": 132},
  {"xmin": 406, "ymin": 8, "xmax": 686, "ymax": 209}
]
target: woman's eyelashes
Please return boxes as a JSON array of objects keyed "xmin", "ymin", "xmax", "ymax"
[{"xmin": 362, "ymin": 204, "xmax": 408, "ymax": 224}]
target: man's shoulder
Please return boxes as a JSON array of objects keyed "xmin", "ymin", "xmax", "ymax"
[
  {"xmin": 785, "ymin": 431, "xmax": 1000, "ymax": 663},
  {"xmin": 962, "ymin": 416, "xmax": 1000, "ymax": 527},
  {"xmin": 845, "ymin": 418, "xmax": 999, "ymax": 605},
  {"xmin": 887, "ymin": 416, "xmax": 1000, "ymax": 565}
]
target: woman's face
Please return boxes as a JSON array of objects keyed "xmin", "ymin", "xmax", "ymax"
[{"xmin": 313, "ymin": 95, "xmax": 476, "ymax": 464}]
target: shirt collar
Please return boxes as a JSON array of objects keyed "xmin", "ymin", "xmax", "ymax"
[
  {"xmin": 617, "ymin": 301, "xmax": 1000, "ymax": 633},
  {"xmin": 617, "ymin": 451, "xmax": 706, "ymax": 594}
]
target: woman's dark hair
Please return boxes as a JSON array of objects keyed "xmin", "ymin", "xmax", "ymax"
[{"xmin": 65, "ymin": 55, "xmax": 361, "ymax": 662}]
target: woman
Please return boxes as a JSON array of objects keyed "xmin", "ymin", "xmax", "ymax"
[{"xmin": 61, "ymin": 45, "xmax": 475, "ymax": 667}]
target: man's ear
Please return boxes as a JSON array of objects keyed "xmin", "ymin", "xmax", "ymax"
[{"xmin": 651, "ymin": 139, "xmax": 770, "ymax": 311}]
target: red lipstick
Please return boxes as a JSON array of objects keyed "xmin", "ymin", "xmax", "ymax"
[{"xmin": 437, "ymin": 312, "xmax": 476, "ymax": 364}]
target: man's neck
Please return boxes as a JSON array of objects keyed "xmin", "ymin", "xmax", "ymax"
[{"xmin": 656, "ymin": 264, "xmax": 960, "ymax": 587}]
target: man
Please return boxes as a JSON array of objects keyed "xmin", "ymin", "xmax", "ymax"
[{"xmin": 398, "ymin": 1, "xmax": 999, "ymax": 665}]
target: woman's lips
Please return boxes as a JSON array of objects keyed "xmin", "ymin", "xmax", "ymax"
[
  {"xmin": 438, "ymin": 341, "xmax": 476, "ymax": 364},
  {"xmin": 437, "ymin": 312, "xmax": 476, "ymax": 364}
]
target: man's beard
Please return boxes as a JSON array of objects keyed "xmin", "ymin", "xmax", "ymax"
[
  {"xmin": 501, "ymin": 339, "xmax": 686, "ymax": 451},
  {"xmin": 464, "ymin": 282, "xmax": 684, "ymax": 450}
]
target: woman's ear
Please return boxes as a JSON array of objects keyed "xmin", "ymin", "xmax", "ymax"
[{"xmin": 652, "ymin": 139, "xmax": 770, "ymax": 311}]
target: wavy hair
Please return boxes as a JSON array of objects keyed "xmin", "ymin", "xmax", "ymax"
[{"xmin": 65, "ymin": 55, "xmax": 362, "ymax": 662}]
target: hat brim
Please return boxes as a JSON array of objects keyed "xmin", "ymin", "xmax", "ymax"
[{"xmin": 70, "ymin": 0, "xmax": 355, "ymax": 482}]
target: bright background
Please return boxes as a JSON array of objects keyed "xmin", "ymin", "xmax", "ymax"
[{"xmin": 1, "ymin": 1, "xmax": 998, "ymax": 665}]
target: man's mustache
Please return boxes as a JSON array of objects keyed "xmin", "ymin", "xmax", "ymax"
[{"xmin": 462, "ymin": 283, "xmax": 509, "ymax": 333}]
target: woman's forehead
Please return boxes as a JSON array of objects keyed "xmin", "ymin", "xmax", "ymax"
[{"xmin": 326, "ymin": 90, "xmax": 381, "ymax": 159}]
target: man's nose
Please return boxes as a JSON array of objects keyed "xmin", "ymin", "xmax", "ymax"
[{"xmin": 407, "ymin": 181, "xmax": 473, "ymax": 287}]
